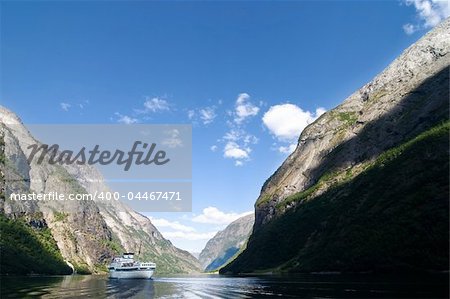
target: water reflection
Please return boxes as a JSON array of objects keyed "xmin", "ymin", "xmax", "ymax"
[{"xmin": 1, "ymin": 273, "xmax": 448, "ymax": 298}]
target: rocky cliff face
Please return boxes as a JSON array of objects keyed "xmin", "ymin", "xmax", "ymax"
[
  {"xmin": 255, "ymin": 19, "xmax": 450, "ymax": 230},
  {"xmin": 199, "ymin": 213, "xmax": 254, "ymax": 271},
  {"xmin": 98, "ymin": 199, "xmax": 201, "ymax": 274},
  {"xmin": 222, "ymin": 19, "xmax": 449, "ymax": 274},
  {"xmin": 1, "ymin": 111, "xmax": 114, "ymax": 273},
  {"xmin": 0, "ymin": 107, "xmax": 201, "ymax": 274}
]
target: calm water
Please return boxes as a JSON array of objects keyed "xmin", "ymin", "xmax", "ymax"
[{"xmin": 1, "ymin": 273, "xmax": 448, "ymax": 298}]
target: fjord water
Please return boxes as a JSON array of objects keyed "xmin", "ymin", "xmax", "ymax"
[{"xmin": 1, "ymin": 273, "xmax": 448, "ymax": 298}]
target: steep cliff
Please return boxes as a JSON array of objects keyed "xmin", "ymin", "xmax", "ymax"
[
  {"xmin": 1, "ymin": 114, "xmax": 115, "ymax": 274},
  {"xmin": 0, "ymin": 107, "xmax": 201, "ymax": 274},
  {"xmin": 222, "ymin": 19, "xmax": 449, "ymax": 273},
  {"xmin": 199, "ymin": 213, "xmax": 254, "ymax": 271}
]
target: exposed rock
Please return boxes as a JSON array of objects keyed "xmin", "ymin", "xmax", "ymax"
[
  {"xmin": 199, "ymin": 213, "xmax": 254, "ymax": 271},
  {"xmin": 255, "ymin": 18, "xmax": 450, "ymax": 230},
  {"xmin": 0, "ymin": 106, "xmax": 201, "ymax": 274},
  {"xmin": 222, "ymin": 19, "xmax": 449, "ymax": 274}
]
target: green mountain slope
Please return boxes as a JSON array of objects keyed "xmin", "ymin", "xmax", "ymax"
[
  {"xmin": 0, "ymin": 215, "xmax": 72, "ymax": 275},
  {"xmin": 222, "ymin": 19, "xmax": 449, "ymax": 275},
  {"xmin": 0, "ymin": 108, "xmax": 201, "ymax": 275},
  {"xmin": 222, "ymin": 122, "xmax": 449, "ymax": 274}
]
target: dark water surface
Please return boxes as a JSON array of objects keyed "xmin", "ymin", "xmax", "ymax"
[{"xmin": 1, "ymin": 273, "xmax": 448, "ymax": 298}]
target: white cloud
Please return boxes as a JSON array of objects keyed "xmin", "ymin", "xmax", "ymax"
[
  {"xmin": 60, "ymin": 102, "xmax": 71, "ymax": 111},
  {"xmin": 223, "ymin": 129, "xmax": 240, "ymax": 141},
  {"xmin": 210, "ymin": 145, "xmax": 218, "ymax": 152},
  {"xmin": 223, "ymin": 129, "xmax": 258, "ymax": 144},
  {"xmin": 234, "ymin": 93, "xmax": 260, "ymax": 124},
  {"xmin": 403, "ymin": 0, "xmax": 450, "ymax": 34},
  {"xmin": 243, "ymin": 133, "xmax": 258, "ymax": 144},
  {"xmin": 187, "ymin": 110, "xmax": 195, "ymax": 120},
  {"xmin": 278, "ymin": 143, "xmax": 297, "ymax": 154},
  {"xmin": 160, "ymin": 231, "xmax": 217, "ymax": 241},
  {"xmin": 149, "ymin": 217, "xmax": 196, "ymax": 233},
  {"xmin": 149, "ymin": 216, "xmax": 218, "ymax": 242},
  {"xmin": 223, "ymin": 141, "xmax": 249, "ymax": 160},
  {"xmin": 139, "ymin": 97, "xmax": 170, "ymax": 113},
  {"xmin": 187, "ymin": 106, "xmax": 217, "ymax": 125},
  {"xmin": 220, "ymin": 128, "xmax": 258, "ymax": 165},
  {"xmin": 315, "ymin": 107, "xmax": 327, "ymax": 117},
  {"xmin": 162, "ymin": 129, "xmax": 183, "ymax": 148},
  {"xmin": 262, "ymin": 103, "xmax": 325, "ymax": 141},
  {"xmin": 192, "ymin": 206, "xmax": 253, "ymax": 225},
  {"xmin": 263, "ymin": 104, "xmax": 325, "ymax": 155},
  {"xmin": 403, "ymin": 23, "xmax": 418, "ymax": 35},
  {"xmin": 60, "ymin": 100, "xmax": 90, "ymax": 112},
  {"xmin": 212, "ymin": 93, "xmax": 260, "ymax": 166},
  {"xmin": 199, "ymin": 107, "xmax": 217, "ymax": 124},
  {"xmin": 114, "ymin": 112, "xmax": 138, "ymax": 124},
  {"xmin": 114, "ymin": 96, "xmax": 170, "ymax": 123},
  {"xmin": 79, "ymin": 100, "xmax": 89, "ymax": 109}
]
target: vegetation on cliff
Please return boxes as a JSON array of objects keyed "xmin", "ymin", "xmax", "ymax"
[
  {"xmin": 222, "ymin": 122, "xmax": 449, "ymax": 274},
  {"xmin": 0, "ymin": 215, "xmax": 72, "ymax": 275}
]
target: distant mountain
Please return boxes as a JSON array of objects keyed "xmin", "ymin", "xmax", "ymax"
[
  {"xmin": 199, "ymin": 214, "xmax": 254, "ymax": 271},
  {"xmin": 0, "ymin": 107, "xmax": 201, "ymax": 274},
  {"xmin": 222, "ymin": 19, "xmax": 449, "ymax": 274}
]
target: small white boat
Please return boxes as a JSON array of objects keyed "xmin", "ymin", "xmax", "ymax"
[{"xmin": 108, "ymin": 252, "xmax": 156, "ymax": 279}]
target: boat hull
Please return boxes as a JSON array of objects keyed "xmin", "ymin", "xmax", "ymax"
[{"xmin": 109, "ymin": 269, "xmax": 154, "ymax": 279}]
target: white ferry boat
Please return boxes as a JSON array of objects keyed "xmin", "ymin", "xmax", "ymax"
[{"xmin": 108, "ymin": 252, "xmax": 156, "ymax": 279}]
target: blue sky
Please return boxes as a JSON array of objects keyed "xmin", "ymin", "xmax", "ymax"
[{"xmin": 1, "ymin": 1, "xmax": 448, "ymax": 253}]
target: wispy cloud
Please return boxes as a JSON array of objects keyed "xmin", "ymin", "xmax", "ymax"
[
  {"xmin": 141, "ymin": 97, "xmax": 170, "ymax": 113},
  {"xmin": 160, "ymin": 231, "xmax": 217, "ymax": 241},
  {"xmin": 149, "ymin": 216, "xmax": 217, "ymax": 241},
  {"xmin": 133, "ymin": 96, "xmax": 171, "ymax": 115},
  {"xmin": 221, "ymin": 128, "xmax": 258, "ymax": 166},
  {"xmin": 113, "ymin": 96, "xmax": 172, "ymax": 123},
  {"xmin": 402, "ymin": 0, "xmax": 449, "ymax": 35},
  {"xmin": 403, "ymin": 23, "xmax": 418, "ymax": 35},
  {"xmin": 212, "ymin": 93, "xmax": 260, "ymax": 166},
  {"xmin": 278, "ymin": 143, "xmax": 297, "ymax": 154},
  {"xmin": 187, "ymin": 110, "xmax": 195, "ymax": 120},
  {"xmin": 162, "ymin": 129, "xmax": 183, "ymax": 148},
  {"xmin": 114, "ymin": 112, "xmax": 138, "ymax": 124},
  {"xmin": 192, "ymin": 206, "xmax": 253, "ymax": 225},
  {"xmin": 263, "ymin": 103, "xmax": 325, "ymax": 154},
  {"xmin": 234, "ymin": 93, "xmax": 260, "ymax": 124},
  {"xmin": 60, "ymin": 102, "xmax": 71, "ymax": 111},
  {"xmin": 60, "ymin": 100, "xmax": 90, "ymax": 113},
  {"xmin": 199, "ymin": 107, "xmax": 217, "ymax": 124},
  {"xmin": 188, "ymin": 105, "xmax": 217, "ymax": 125},
  {"xmin": 149, "ymin": 217, "xmax": 196, "ymax": 232}
]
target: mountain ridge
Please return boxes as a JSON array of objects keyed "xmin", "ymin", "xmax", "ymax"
[
  {"xmin": 254, "ymin": 17, "xmax": 449, "ymax": 229},
  {"xmin": 222, "ymin": 19, "xmax": 449, "ymax": 274},
  {"xmin": 199, "ymin": 213, "xmax": 254, "ymax": 271},
  {"xmin": 0, "ymin": 106, "xmax": 201, "ymax": 274}
]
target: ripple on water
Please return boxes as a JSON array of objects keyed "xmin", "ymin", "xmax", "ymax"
[{"xmin": 1, "ymin": 273, "xmax": 448, "ymax": 298}]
